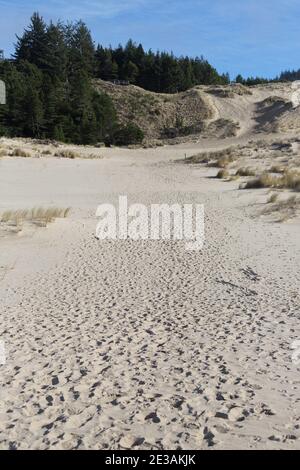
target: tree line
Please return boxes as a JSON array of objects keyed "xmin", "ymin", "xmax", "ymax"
[
  {"xmin": 234, "ymin": 70, "xmax": 300, "ymax": 86},
  {"xmin": 0, "ymin": 13, "xmax": 230, "ymax": 144},
  {"xmin": 94, "ymin": 41, "xmax": 229, "ymax": 93},
  {"xmin": 278, "ymin": 70, "xmax": 300, "ymax": 82}
]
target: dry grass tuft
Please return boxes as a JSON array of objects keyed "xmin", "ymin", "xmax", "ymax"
[
  {"xmin": 11, "ymin": 148, "xmax": 32, "ymax": 158},
  {"xmin": 216, "ymin": 169, "xmax": 229, "ymax": 179},
  {"xmin": 267, "ymin": 193, "xmax": 279, "ymax": 204},
  {"xmin": 235, "ymin": 167, "xmax": 256, "ymax": 177},
  {"xmin": 262, "ymin": 195, "xmax": 300, "ymax": 221},
  {"xmin": 241, "ymin": 170, "xmax": 300, "ymax": 191},
  {"xmin": 0, "ymin": 207, "xmax": 70, "ymax": 227},
  {"xmin": 55, "ymin": 150, "xmax": 80, "ymax": 159},
  {"xmin": 187, "ymin": 147, "xmax": 236, "ymax": 168},
  {"xmin": 269, "ymin": 165, "xmax": 286, "ymax": 174}
]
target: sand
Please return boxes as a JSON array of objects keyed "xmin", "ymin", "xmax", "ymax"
[
  {"xmin": 1, "ymin": 80, "xmax": 300, "ymax": 449},
  {"xmin": 0, "ymin": 137, "xmax": 300, "ymax": 450}
]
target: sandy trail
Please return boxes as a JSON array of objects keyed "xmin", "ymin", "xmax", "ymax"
[{"xmin": 0, "ymin": 146, "xmax": 300, "ymax": 450}]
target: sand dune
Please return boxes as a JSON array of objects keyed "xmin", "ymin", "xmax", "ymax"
[
  {"xmin": 0, "ymin": 126, "xmax": 300, "ymax": 449},
  {"xmin": 94, "ymin": 80, "xmax": 300, "ymax": 143}
]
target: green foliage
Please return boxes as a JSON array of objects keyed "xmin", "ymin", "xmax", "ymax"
[
  {"xmin": 235, "ymin": 74, "xmax": 272, "ymax": 86},
  {"xmin": 95, "ymin": 41, "xmax": 229, "ymax": 92},
  {"xmin": 0, "ymin": 12, "xmax": 117, "ymax": 144},
  {"xmin": 279, "ymin": 69, "xmax": 300, "ymax": 81},
  {"xmin": 109, "ymin": 123, "xmax": 144, "ymax": 146}
]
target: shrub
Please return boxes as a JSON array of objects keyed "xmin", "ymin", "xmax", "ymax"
[{"xmin": 109, "ymin": 123, "xmax": 144, "ymax": 146}]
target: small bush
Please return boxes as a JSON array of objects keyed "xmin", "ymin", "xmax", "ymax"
[{"xmin": 110, "ymin": 123, "xmax": 144, "ymax": 146}]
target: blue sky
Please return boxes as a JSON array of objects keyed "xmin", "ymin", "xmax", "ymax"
[{"xmin": 0, "ymin": 0, "xmax": 299, "ymax": 79}]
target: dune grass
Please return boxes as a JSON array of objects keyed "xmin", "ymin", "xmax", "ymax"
[
  {"xmin": 55, "ymin": 150, "xmax": 80, "ymax": 159},
  {"xmin": 241, "ymin": 170, "xmax": 300, "ymax": 191},
  {"xmin": 0, "ymin": 207, "xmax": 70, "ymax": 227},
  {"xmin": 216, "ymin": 169, "xmax": 229, "ymax": 179},
  {"xmin": 54, "ymin": 149, "xmax": 102, "ymax": 159},
  {"xmin": 187, "ymin": 147, "xmax": 236, "ymax": 168},
  {"xmin": 235, "ymin": 167, "xmax": 256, "ymax": 177},
  {"xmin": 267, "ymin": 193, "xmax": 279, "ymax": 204},
  {"xmin": 269, "ymin": 165, "xmax": 286, "ymax": 174},
  {"xmin": 10, "ymin": 148, "xmax": 32, "ymax": 158},
  {"xmin": 262, "ymin": 195, "xmax": 300, "ymax": 221}
]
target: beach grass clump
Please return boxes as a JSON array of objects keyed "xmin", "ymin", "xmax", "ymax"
[
  {"xmin": 240, "ymin": 173, "xmax": 275, "ymax": 189},
  {"xmin": 267, "ymin": 193, "xmax": 279, "ymax": 204},
  {"xmin": 241, "ymin": 170, "xmax": 300, "ymax": 191},
  {"xmin": 55, "ymin": 150, "xmax": 80, "ymax": 159},
  {"xmin": 269, "ymin": 165, "xmax": 286, "ymax": 174},
  {"xmin": 262, "ymin": 195, "xmax": 300, "ymax": 221},
  {"xmin": 216, "ymin": 169, "xmax": 229, "ymax": 179},
  {"xmin": 0, "ymin": 207, "xmax": 70, "ymax": 227},
  {"xmin": 235, "ymin": 167, "xmax": 256, "ymax": 177},
  {"xmin": 11, "ymin": 148, "xmax": 32, "ymax": 158},
  {"xmin": 187, "ymin": 147, "xmax": 236, "ymax": 167}
]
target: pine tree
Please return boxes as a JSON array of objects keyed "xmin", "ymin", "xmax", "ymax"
[
  {"xmin": 68, "ymin": 21, "xmax": 95, "ymax": 76},
  {"xmin": 15, "ymin": 13, "xmax": 48, "ymax": 70}
]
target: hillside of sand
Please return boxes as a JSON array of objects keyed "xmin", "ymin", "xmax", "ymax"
[{"xmin": 94, "ymin": 80, "xmax": 300, "ymax": 143}]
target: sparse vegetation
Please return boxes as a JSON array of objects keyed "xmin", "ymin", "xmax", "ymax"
[
  {"xmin": 55, "ymin": 150, "xmax": 80, "ymax": 159},
  {"xmin": 11, "ymin": 148, "xmax": 32, "ymax": 158},
  {"xmin": 187, "ymin": 147, "xmax": 236, "ymax": 167},
  {"xmin": 216, "ymin": 169, "xmax": 229, "ymax": 179},
  {"xmin": 262, "ymin": 195, "xmax": 300, "ymax": 221},
  {"xmin": 267, "ymin": 193, "xmax": 279, "ymax": 204},
  {"xmin": 0, "ymin": 207, "xmax": 70, "ymax": 228},
  {"xmin": 269, "ymin": 165, "xmax": 286, "ymax": 174},
  {"xmin": 241, "ymin": 170, "xmax": 300, "ymax": 191},
  {"xmin": 236, "ymin": 167, "xmax": 256, "ymax": 177}
]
